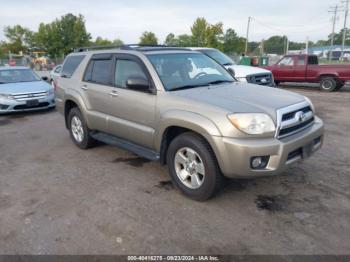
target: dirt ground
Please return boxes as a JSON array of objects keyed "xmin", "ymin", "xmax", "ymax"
[{"xmin": 0, "ymin": 84, "xmax": 349, "ymax": 255}]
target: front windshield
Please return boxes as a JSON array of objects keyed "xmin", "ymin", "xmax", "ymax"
[
  {"xmin": 147, "ymin": 53, "xmax": 235, "ymax": 91},
  {"xmin": 0, "ymin": 69, "xmax": 41, "ymax": 84},
  {"xmin": 199, "ymin": 49, "xmax": 235, "ymax": 66}
]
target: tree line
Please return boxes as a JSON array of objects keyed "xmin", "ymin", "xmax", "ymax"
[{"xmin": 1, "ymin": 14, "xmax": 349, "ymax": 58}]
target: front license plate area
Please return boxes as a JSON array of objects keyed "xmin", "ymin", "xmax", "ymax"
[{"xmin": 26, "ymin": 99, "xmax": 39, "ymax": 107}]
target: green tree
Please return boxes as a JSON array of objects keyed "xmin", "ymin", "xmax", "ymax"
[
  {"xmin": 206, "ymin": 22, "xmax": 223, "ymax": 49},
  {"xmin": 34, "ymin": 13, "xmax": 91, "ymax": 57},
  {"xmin": 94, "ymin": 37, "xmax": 113, "ymax": 46},
  {"xmin": 139, "ymin": 31, "xmax": 158, "ymax": 45},
  {"xmin": 223, "ymin": 28, "xmax": 245, "ymax": 54},
  {"xmin": 264, "ymin": 35, "xmax": 288, "ymax": 54},
  {"xmin": 328, "ymin": 28, "xmax": 350, "ymax": 45},
  {"xmin": 176, "ymin": 34, "xmax": 192, "ymax": 47},
  {"xmin": 191, "ymin": 17, "xmax": 208, "ymax": 46},
  {"xmin": 165, "ymin": 33, "xmax": 178, "ymax": 46},
  {"xmin": 3, "ymin": 25, "xmax": 34, "ymax": 53},
  {"xmin": 112, "ymin": 38, "xmax": 124, "ymax": 46}
]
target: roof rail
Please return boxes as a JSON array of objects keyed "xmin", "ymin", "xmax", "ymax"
[{"xmin": 73, "ymin": 44, "xmax": 190, "ymax": 53}]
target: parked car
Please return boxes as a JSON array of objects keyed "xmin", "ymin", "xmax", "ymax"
[
  {"xmin": 262, "ymin": 54, "xmax": 350, "ymax": 92},
  {"xmin": 0, "ymin": 67, "xmax": 55, "ymax": 113},
  {"xmin": 50, "ymin": 64, "xmax": 62, "ymax": 87},
  {"xmin": 56, "ymin": 46, "xmax": 324, "ymax": 200},
  {"xmin": 189, "ymin": 47, "xmax": 275, "ymax": 87}
]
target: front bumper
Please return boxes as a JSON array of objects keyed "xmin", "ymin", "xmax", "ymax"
[
  {"xmin": 0, "ymin": 94, "xmax": 55, "ymax": 114},
  {"xmin": 211, "ymin": 116, "xmax": 324, "ymax": 178}
]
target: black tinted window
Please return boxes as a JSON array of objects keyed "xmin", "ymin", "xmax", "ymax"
[
  {"xmin": 61, "ymin": 55, "xmax": 85, "ymax": 78},
  {"xmin": 308, "ymin": 56, "xmax": 318, "ymax": 65},
  {"xmin": 91, "ymin": 59, "xmax": 112, "ymax": 85}
]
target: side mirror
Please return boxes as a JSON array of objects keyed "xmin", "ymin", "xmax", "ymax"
[
  {"xmin": 126, "ymin": 76, "xmax": 150, "ymax": 91},
  {"xmin": 41, "ymin": 76, "xmax": 48, "ymax": 81},
  {"xmin": 227, "ymin": 67, "xmax": 235, "ymax": 77}
]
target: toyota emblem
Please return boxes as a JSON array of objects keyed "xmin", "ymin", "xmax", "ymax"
[{"xmin": 295, "ymin": 111, "xmax": 306, "ymax": 122}]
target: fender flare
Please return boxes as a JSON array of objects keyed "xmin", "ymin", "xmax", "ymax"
[{"xmin": 155, "ymin": 110, "xmax": 222, "ymax": 151}]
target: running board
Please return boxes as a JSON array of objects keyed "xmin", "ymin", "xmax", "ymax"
[{"xmin": 90, "ymin": 132, "xmax": 160, "ymax": 161}]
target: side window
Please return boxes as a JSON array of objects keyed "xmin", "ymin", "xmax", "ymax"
[
  {"xmin": 278, "ymin": 57, "xmax": 294, "ymax": 66},
  {"xmin": 115, "ymin": 59, "xmax": 147, "ymax": 88},
  {"xmin": 308, "ymin": 56, "xmax": 318, "ymax": 65},
  {"xmin": 91, "ymin": 59, "xmax": 112, "ymax": 85},
  {"xmin": 83, "ymin": 59, "xmax": 112, "ymax": 85},
  {"xmin": 61, "ymin": 55, "xmax": 85, "ymax": 78},
  {"xmin": 297, "ymin": 57, "xmax": 305, "ymax": 65}
]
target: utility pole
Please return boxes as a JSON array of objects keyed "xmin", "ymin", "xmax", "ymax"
[
  {"xmin": 329, "ymin": 5, "xmax": 339, "ymax": 61},
  {"xmin": 286, "ymin": 37, "xmax": 289, "ymax": 55},
  {"xmin": 306, "ymin": 36, "xmax": 309, "ymax": 54},
  {"xmin": 245, "ymin": 16, "xmax": 251, "ymax": 55},
  {"xmin": 341, "ymin": 0, "xmax": 349, "ymax": 60}
]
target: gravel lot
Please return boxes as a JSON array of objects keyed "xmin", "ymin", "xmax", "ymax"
[{"xmin": 0, "ymin": 84, "xmax": 349, "ymax": 255}]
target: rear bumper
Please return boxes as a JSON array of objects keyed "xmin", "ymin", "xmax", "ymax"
[
  {"xmin": 211, "ymin": 116, "xmax": 324, "ymax": 178},
  {"xmin": 0, "ymin": 94, "xmax": 55, "ymax": 114}
]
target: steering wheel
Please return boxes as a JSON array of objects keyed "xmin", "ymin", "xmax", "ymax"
[{"xmin": 193, "ymin": 72, "xmax": 207, "ymax": 79}]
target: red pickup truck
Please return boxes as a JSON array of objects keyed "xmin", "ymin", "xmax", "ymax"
[{"xmin": 262, "ymin": 54, "xmax": 350, "ymax": 92}]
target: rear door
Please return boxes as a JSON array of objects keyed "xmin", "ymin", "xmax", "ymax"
[{"xmin": 80, "ymin": 53, "xmax": 114, "ymax": 132}]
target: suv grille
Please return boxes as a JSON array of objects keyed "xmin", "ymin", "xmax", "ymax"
[
  {"xmin": 12, "ymin": 91, "xmax": 48, "ymax": 101},
  {"xmin": 246, "ymin": 73, "xmax": 273, "ymax": 86},
  {"xmin": 276, "ymin": 102, "xmax": 314, "ymax": 139}
]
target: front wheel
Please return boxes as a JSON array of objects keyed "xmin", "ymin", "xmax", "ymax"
[
  {"xmin": 166, "ymin": 132, "xmax": 223, "ymax": 201},
  {"xmin": 67, "ymin": 107, "xmax": 95, "ymax": 149},
  {"xmin": 320, "ymin": 77, "xmax": 337, "ymax": 92}
]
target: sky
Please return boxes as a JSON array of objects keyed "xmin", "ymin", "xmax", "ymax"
[{"xmin": 0, "ymin": 0, "xmax": 343, "ymax": 44}]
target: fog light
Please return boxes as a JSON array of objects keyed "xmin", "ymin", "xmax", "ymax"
[
  {"xmin": 0, "ymin": 104, "xmax": 9, "ymax": 110},
  {"xmin": 251, "ymin": 156, "xmax": 269, "ymax": 169}
]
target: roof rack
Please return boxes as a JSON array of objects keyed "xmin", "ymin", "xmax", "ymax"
[{"xmin": 74, "ymin": 44, "xmax": 190, "ymax": 53}]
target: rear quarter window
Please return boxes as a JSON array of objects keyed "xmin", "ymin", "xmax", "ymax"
[{"xmin": 61, "ymin": 55, "xmax": 85, "ymax": 78}]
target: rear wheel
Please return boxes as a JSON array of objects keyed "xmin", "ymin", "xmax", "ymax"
[
  {"xmin": 166, "ymin": 132, "xmax": 223, "ymax": 201},
  {"xmin": 274, "ymin": 81, "xmax": 280, "ymax": 86},
  {"xmin": 320, "ymin": 77, "xmax": 337, "ymax": 92},
  {"xmin": 67, "ymin": 107, "xmax": 95, "ymax": 149}
]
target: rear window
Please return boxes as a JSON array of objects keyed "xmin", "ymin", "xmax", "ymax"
[
  {"xmin": 61, "ymin": 55, "xmax": 85, "ymax": 78},
  {"xmin": 308, "ymin": 56, "xmax": 318, "ymax": 65}
]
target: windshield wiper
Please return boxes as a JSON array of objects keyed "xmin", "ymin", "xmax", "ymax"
[
  {"xmin": 170, "ymin": 84, "xmax": 208, "ymax": 91},
  {"xmin": 223, "ymin": 62, "xmax": 234, "ymax": 66},
  {"xmin": 206, "ymin": 80, "xmax": 234, "ymax": 85}
]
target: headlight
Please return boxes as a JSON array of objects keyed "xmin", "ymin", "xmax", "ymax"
[
  {"xmin": 0, "ymin": 93, "xmax": 13, "ymax": 99},
  {"xmin": 46, "ymin": 88, "xmax": 54, "ymax": 95},
  {"xmin": 304, "ymin": 97, "xmax": 315, "ymax": 113},
  {"xmin": 228, "ymin": 113, "xmax": 275, "ymax": 135}
]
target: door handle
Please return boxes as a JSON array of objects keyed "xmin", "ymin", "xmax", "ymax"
[
  {"xmin": 81, "ymin": 85, "xmax": 88, "ymax": 91},
  {"xmin": 109, "ymin": 90, "xmax": 118, "ymax": 97}
]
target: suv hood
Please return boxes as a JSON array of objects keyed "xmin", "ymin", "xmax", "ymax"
[
  {"xmin": 226, "ymin": 65, "xmax": 271, "ymax": 78},
  {"xmin": 172, "ymin": 82, "xmax": 306, "ymax": 121},
  {"xmin": 0, "ymin": 81, "xmax": 52, "ymax": 94}
]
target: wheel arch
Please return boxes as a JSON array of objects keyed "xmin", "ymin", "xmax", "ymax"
[{"xmin": 156, "ymin": 110, "xmax": 222, "ymax": 165}]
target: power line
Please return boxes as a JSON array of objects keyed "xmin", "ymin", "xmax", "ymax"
[
  {"xmin": 341, "ymin": 0, "xmax": 350, "ymax": 59},
  {"xmin": 329, "ymin": 5, "xmax": 341, "ymax": 60}
]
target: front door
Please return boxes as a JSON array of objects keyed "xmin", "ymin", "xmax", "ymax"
[
  {"xmin": 274, "ymin": 56, "xmax": 295, "ymax": 81},
  {"xmin": 106, "ymin": 54, "xmax": 157, "ymax": 149}
]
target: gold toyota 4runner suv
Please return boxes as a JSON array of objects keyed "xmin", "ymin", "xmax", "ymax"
[{"xmin": 55, "ymin": 45, "xmax": 324, "ymax": 201}]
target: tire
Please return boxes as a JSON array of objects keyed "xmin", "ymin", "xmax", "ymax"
[
  {"xmin": 274, "ymin": 81, "xmax": 280, "ymax": 86},
  {"xmin": 166, "ymin": 132, "xmax": 223, "ymax": 201},
  {"xmin": 67, "ymin": 107, "xmax": 95, "ymax": 149},
  {"xmin": 320, "ymin": 77, "xmax": 337, "ymax": 92}
]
